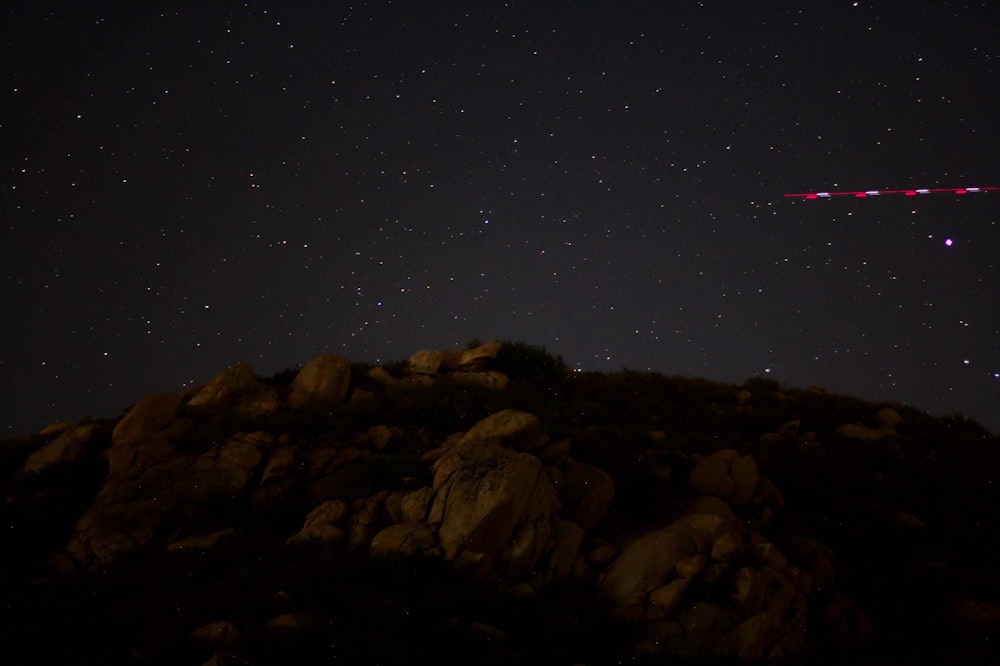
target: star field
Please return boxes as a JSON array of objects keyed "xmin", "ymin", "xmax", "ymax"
[{"xmin": 2, "ymin": 1, "xmax": 999, "ymax": 435}]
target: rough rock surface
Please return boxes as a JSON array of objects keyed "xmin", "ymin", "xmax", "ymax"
[
  {"xmin": 428, "ymin": 434, "xmax": 557, "ymax": 577},
  {"xmin": 369, "ymin": 521, "xmax": 435, "ymax": 556},
  {"xmin": 286, "ymin": 354, "xmax": 351, "ymax": 409},
  {"xmin": 21, "ymin": 423, "xmax": 102, "ymax": 475},
  {"xmin": 459, "ymin": 408, "xmax": 548, "ymax": 451},
  {"xmin": 187, "ymin": 363, "xmax": 258, "ymax": 409},
  {"xmin": 689, "ymin": 448, "xmax": 759, "ymax": 505},
  {"xmin": 598, "ymin": 512, "xmax": 732, "ymax": 609},
  {"xmin": 105, "ymin": 393, "xmax": 186, "ymax": 479},
  {"xmin": 67, "ymin": 433, "xmax": 264, "ymax": 568}
]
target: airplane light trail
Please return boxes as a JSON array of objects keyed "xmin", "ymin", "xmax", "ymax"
[{"xmin": 783, "ymin": 186, "xmax": 1000, "ymax": 199}]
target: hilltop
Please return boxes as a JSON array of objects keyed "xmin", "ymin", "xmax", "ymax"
[{"xmin": 2, "ymin": 341, "xmax": 998, "ymax": 664}]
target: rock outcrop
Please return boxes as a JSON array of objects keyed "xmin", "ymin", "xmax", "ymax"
[
  {"xmin": 405, "ymin": 341, "xmax": 508, "ymax": 388},
  {"xmin": 5, "ymin": 345, "xmax": 994, "ymax": 664}
]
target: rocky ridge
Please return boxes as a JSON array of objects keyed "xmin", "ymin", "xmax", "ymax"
[{"xmin": 3, "ymin": 341, "xmax": 999, "ymax": 664}]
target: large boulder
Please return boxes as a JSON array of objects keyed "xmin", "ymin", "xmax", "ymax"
[
  {"xmin": 21, "ymin": 423, "xmax": 102, "ymax": 475},
  {"xmin": 873, "ymin": 407, "xmax": 903, "ymax": 428},
  {"xmin": 689, "ymin": 449, "xmax": 759, "ymax": 506},
  {"xmin": 407, "ymin": 342, "xmax": 501, "ymax": 375},
  {"xmin": 67, "ymin": 434, "xmax": 264, "ymax": 568},
  {"xmin": 111, "ymin": 392, "xmax": 182, "ymax": 447},
  {"xmin": 98, "ymin": 432, "xmax": 264, "ymax": 505},
  {"xmin": 454, "ymin": 341, "xmax": 502, "ymax": 368},
  {"xmin": 449, "ymin": 371, "xmax": 510, "ymax": 389},
  {"xmin": 66, "ymin": 499, "xmax": 174, "ymax": 567},
  {"xmin": 536, "ymin": 520, "xmax": 586, "ymax": 584},
  {"xmin": 369, "ymin": 521, "xmax": 436, "ymax": 556},
  {"xmin": 459, "ymin": 409, "xmax": 548, "ymax": 451},
  {"xmin": 427, "ymin": 436, "xmax": 558, "ymax": 578},
  {"xmin": 288, "ymin": 499, "xmax": 350, "ymax": 545},
  {"xmin": 286, "ymin": 354, "xmax": 351, "ymax": 409},
  {"xmin": 187, "ymin": 363, "xmax": 258, "ymax": 410},
  {"xmin": 106, "ymin": 393, "xmax": 185, "ymax": 479},
  {"xmin": 598, "ymin": 513, "xmax": 732, "ymax": 610},
  {"xmin": 408, "ymin": 349, "xmax": 461, "ymax": 375}
]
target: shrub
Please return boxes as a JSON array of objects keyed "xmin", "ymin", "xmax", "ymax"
[{"xmin": 491, "ymin": 340, "xmax": 567, "ymax": 386}]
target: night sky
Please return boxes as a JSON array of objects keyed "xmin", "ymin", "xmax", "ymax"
[{"xmin": 3, "ymin": 1, "xmax": 999, "ymax": 436}]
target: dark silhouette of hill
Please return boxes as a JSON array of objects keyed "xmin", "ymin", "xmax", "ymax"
[{"xmin": 2, "ymin": 341, "xmax": 998, "ymax": 664}]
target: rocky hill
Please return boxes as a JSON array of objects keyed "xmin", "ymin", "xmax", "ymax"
[{"xmin": 2, "ymin": 341, "xmax": 998, "ymax": 664}]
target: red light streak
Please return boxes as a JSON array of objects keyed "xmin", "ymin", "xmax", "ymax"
[{"xmin": 784, "ymin": 186, "xmax": 1000, "ymax": 199}]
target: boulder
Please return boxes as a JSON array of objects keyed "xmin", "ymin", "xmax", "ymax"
[
  {"xmin": 688, "ymin": 495, "xmax": 739, "ymax": 522},
  {"xmin": 355, "ymin": 425, "xmax": 396, "ymax": 452},
  {"xmin": 67, "ymin": 435, "xmax": 263, "ymax": 567},
  {"xmin": 286, "ymin": 354, "xmax": 351, "ymax": 409},
  {"xmin": 598, "ymin": 513, "xmax": 731, "ymax": 608},
  {"xmin": 753, "ymin": 542, "xmax": 788, "ymax": 570},
  {"xmin": 21, "ymin": 423, "xmax": 102, "ymax": 475},
  {"xmin": 496, "ymin": 506, "xmax": 554, "ymax": 579},
  {"xmin": 104, "ymin": 436, "xmax": 177, "ymax": 483},
  {"xmin": 711, "ymin": 531, "xmax": 744, "ymax": 561},
  {"xmin": 459, "ymin": 409, "xmax": 548, "ymax": 451},
  {"xmin": 587, "ymin": 540, "xmax": 618, "ymax": 565},
  {"xmin": 106, "ymin": 393, "xmax": 183, "ymax": 478},
  {"xmin": 407, "ymin": 342, "xmax": 501, "ymax": 375},
  {"xmin": 536, "ymin": 438, "xmax": 572, "ymax": 466},
  {"xmin": 367, "ymin": 366, "xmax": 398, "ymax": 386},
  {"xmin": 67, "ymin": 499, "xmax": 174, "ymax": 568},
  {"xmin": 369, "ymin": 521, "xmax": 436, "ymax": 556},
  {"xmin": 449, "ymin": 371, "xmax": 510, "ymax": 389},
  {"xmin": 427, "ymin": 436, "xmax": 558, "ymax": 577},
  {"xmin": 400, "ymin": 486, "xmax": 434, "ymax": 522},
  {"xmin": 186, "ymin": 363, "xmax": 258, "ymax": 410},
  {"xmin": 538, "ymin": 520, "xmax": 585, "ymax": 583},
  {"xmin": 191, "ymin": 621, "xmax": 241, "ymax": 650},
  {"xmin": 400, "ymin": 374, "xmax": 435, "ymax": 388},
  {"xmin": 646, "ymin": 578, "xmax": 690, "ymax": 619},
  {"xmin": 259, "ymin": 447, "xmax": 297, "ymax": 485},
  {"xmin": 778, "ymin": 419, "xmax": 801, "ymax": 438},
  {"xmin": 689, "ymin": 449, "xmax": 759, "ymax": 506},
  {"xmin": 873, "ymin": 407, "xmax": 903, "ymax": 428},
  {"xmin": 456, "ymin": 341, "xmax": 502, "ymax": 367},
  {"xmin": 111, "ymin": 392, "xmax": 183, "ymax": 448},
  {"xmin": 384, "ymin": 490, "xmax": 407, "ymax": 523},
  {"xmin": 732, "ymin": 567, "xmax": 766, "ymax": 615},
  {"xmin": 407, "ymin": 350, "xmax": 460, "ymax": 375},
  {"xmin": 114, "ymin": 434, "xmax": 262, "ymax": 505},
  {"xmin": 754, "ymin": 475, "xmax": 785, "ymax": 506},
  {"xmin": 676, "ymin": 554, "xmax": 707, "ymax": 579},
  {"xmin": 39, "ymin": 421, "xmax": 73, "ymax": 436},
  {"xmin": 347, "ymin": 493, "xmax": 385, "ymax": 550},
  {"xmin": 289, "ymin": 498, "xmax": 350, "ymax": 544}
]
